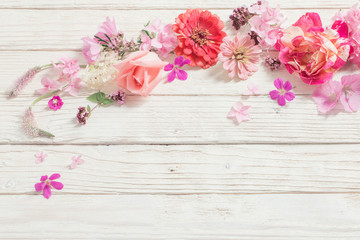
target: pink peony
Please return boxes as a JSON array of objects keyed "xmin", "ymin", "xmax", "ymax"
[
  {"xmin": 219, "ymin": 33, "xmax": 262, "ymax": 80},
  {"xmin": 114, "ymin": 51, "xmax": 167, "ymax": 97},
  {"xmin": 276, "ymin": 12, "xmax": 350, "ymax": 85},
  {"xmin": 82, "ymin": 37, "xmax": 101, "ymax": 64},
  {"xmin": 140, "ymin": 19, "xmax": 178, "ymax": 58},
  {"xmin": 332, "ymin": 5, "xmax": 360, "ymax": 68},
  {"xmin": 312, "ymin": 80, "xmax": 342, "ymax": 113},
  {"xmin": 35, "ymin": 173, "xmax": 63, "ymax": 199},
  {"xmin": 340, "ymin": 74, "xmax": 360, "ymax": 112}
]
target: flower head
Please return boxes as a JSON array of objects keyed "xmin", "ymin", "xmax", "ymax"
[
  {"xmin": 70, "ymin": 155, "xmax": 85, "ymax": 169},
  {"xmin": 172, "ymin": 9, "xmax": 227, "ymax": 69},
  {"xmin": 48, "ymin": 96, "xmax": 63, "ymax": 111},
  {"xmin": 269, "ymin": 78, "xmax": 295, "ymax": 106},
  {"xmin": 9, "ymin": 66, "xmax": 41, "ymax": 97},
  {"xmin": 229, "ymin": 7, "xmax": 254, "ymax": 30},
  {"xmin": 264, "ymin": 56, "xmax": 281, "ymax": 71},
  {"xmin": 164, "ymin": 56, "xmax": 190, "ymax": 82},
  {"xmin": 82, "ymin": 37, "xmax": 101, "ymax": 64},
  {"xmin": 276, "ymin": 12, "xmax": 350, "ymax": 85},
  {"xmin": 54, "ymin": 57, "xmax": 80, "ymax": 77},
  {"xmin": 227, "ymin": 102, "xmax": 251, "ymax": 124},
  {"xmin": 35, "ymin": 76, "xmax": 61, "ymax": 95},
  {"xmin": 340, "ymin": 74, "xmax": 360, "ymax": 112},
  {"xmin": 35, "ymin": 151, "xmax": 47, "ymax": 164},
  {"xmin": 77, "ymin": 107, "xmax": 90, "ymax": 125},
  {"xmin": 140, "ymin": 19, "xmax": 178, "ymax": 58},
  {"xmin": 219, "ymin": 33, "xmax": 262, "ymax": 80},
  {"xmin": 95, "ymin": 17, "xmax": 118, "ymax": 41},
  {"xmin": 34, "ymin": 173, "xmax": 63, "ymax": 199},
  {"xmin": 312, "ymin": 80, "xmax": 342, "ymax": 113},
  {"xmin": 109, "ymin": 90, "xmax": 126, "ymax": 105}
]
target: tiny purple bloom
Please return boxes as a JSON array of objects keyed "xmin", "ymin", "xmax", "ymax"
[
  {"xmin": 164, "ymin": 56, "xmax": 190, "ymax": 82},
  {"xmin": 34, "ymin": 173, "xmax": 63, "ymax": 199},
  {"xmin": 48, "ymin": 96, "xmax": 63, "ymax": 111},
  {"xmin": 269, "ymin": 78, "xmax": 295, "ymax": 106}
]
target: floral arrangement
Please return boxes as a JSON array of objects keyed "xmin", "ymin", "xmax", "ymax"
[{"xmin": 8, "ymin": 1, "xmax": 360, "ymax": 141}]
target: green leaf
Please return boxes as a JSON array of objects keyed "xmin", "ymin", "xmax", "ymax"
[
  {"xmin": 87, "ymin": 92, "xmax": 100, "ymax": 103},
  {"xmin": 87, "ymin": 91, "xmax": 114, "ymax": 105},
  {"xmin": 101, "ymin": 98, "xmax": 114, "ymax": 105},
  {"xmin": 87, "ymin": 105, "xmax": 91, "ymax": 112}
]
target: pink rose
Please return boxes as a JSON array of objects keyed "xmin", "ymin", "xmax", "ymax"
[
  {"xmin": 276, "ymin": 12, "xmax": 350, "ymax": 85},
  {"xmin": 81, "ymin": 37, "xmax": 101, "ymax": 64},
  {"xmin": 114, "ymin": 51, "xmax": 167, "ymax": 97}
]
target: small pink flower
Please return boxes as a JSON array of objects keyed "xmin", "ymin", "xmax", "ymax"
[
  {"xmin": 82, "ymin": 37, "xmax": 101, "ymax": 64},
  {"xmin": 35, "ymin": 151, "xmax": 47, "ymax": 164},
  {"xmin": 48, "ymin": 96, "xmax": 63, "ymax": 111},
  {"xmin": 34, "ymin": 173, "xmax": 63, "ymax": 199},
  {"xmin": 54, "ymin": 57, "xmax": 80, "ymax": 77},
  {"xmin": 70, "ymin": 155, "xmax": 85, "ymax": 169},
  {"xmin": 243, "ymin": 83, "xmax": 261, "ymax": 95},
  {"xmin": 95, "ymin": 17, "xmax": 118, "ymax": 41},
  {"xmin": 35, "ymin": 76, "xmax": 61, "ymax": 95},
  {"xmin": 164, "ymin": 56, "xmax": 190, "ymax": 82},
  {"xmin": 64, "ymin": 78, "xmax": 82, "ymax": 96},
  {"xmin": 312, "ymin": 81, "xmax": 342, "ymax": 114},
  {"xmin": 340, "ymin": 74, "xmax": 360, "ymax": 112},
  {"xmin": 269, "ymin": 78, "xmax": 295, "ymax": 106},
  {"xmin": 227, "ymin": 102, "xmax": 251, "ymax": 124}
]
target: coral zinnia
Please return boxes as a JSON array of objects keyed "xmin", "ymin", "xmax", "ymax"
[
  {"xmin": 219, "ymin": 33, "xmax": 262, "ymax": 80},
  {"xmin": 172, "ymin": 9, "xmax": 227, "ymax": 69}
]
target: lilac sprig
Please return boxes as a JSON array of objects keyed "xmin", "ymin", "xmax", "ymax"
[{"xmin": 229, "ymin": 7, "xmax": 254, "ymax": 30}]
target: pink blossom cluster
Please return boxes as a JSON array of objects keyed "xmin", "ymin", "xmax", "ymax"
[
  {"xmin": 312, "ymin": 74, "xmax": 360, "ymax": 113},
  {"xmin": 332, "ymin": 4, "xmax": 360, "ymax": 68},
  {"xmin": 140, "ymin": 19, "xmax": 177, "ymax": 58},
  {"xmin": 36, "ymin": 57, "xmax": 82, "ymax": 97},
  {"xmin": 248, "ymin": 1, "xmax": 285, "ymax": 48}
]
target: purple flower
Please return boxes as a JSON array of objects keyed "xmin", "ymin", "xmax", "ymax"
[
  {"xmin": 229, "ymin": 7, "xmax": 254, "ymax": 30},
  {"xmin": 77, "ymin": 107, "xmax": 90, "ymax": 125},
  {"xmin": 109, "ymin": 90, "xmax": 126, "ymax": 105},
  {"xmin": 48, "ymin": 96, "xmax": 63, "ymax": 111},
  {"xmin": 164, "ymin": 56, "xmax": 190, "ymax": 82},
  {"xmin": 269, "ymin": 78, "xmax": 295, "ymax": 106}
]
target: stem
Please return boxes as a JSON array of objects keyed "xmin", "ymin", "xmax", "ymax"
[{"xmin": 30, "ymin": 84, "xmax": 69, "ymax": 107}]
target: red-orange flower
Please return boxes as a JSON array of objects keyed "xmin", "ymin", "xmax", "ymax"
[{"xmin": 172, "ymin": 9, "xmax": 227, "ymax": 69}]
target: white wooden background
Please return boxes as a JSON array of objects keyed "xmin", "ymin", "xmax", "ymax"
[{"xmin": 1, "ymin": 0, "xmax": 360, "ymax": 239}]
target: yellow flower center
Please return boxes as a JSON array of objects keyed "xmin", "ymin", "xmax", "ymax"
[{"xmin": 190, "ymin": 28, "xmax": 210, "ymax": 47}]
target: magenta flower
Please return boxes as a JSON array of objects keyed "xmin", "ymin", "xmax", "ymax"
[
  {"xmin": 340, "ymin": 74, "xmax": 360, "ymax": 112},
  {"xmin": 164, "ymin": 56, "xmax": 190, "ymax": 82},
  {"xmin": 54, "ymin": 57, "xmax": 80, "ymax": 77},
  {"xmin": 34, "ymin": 151, "xmax": 47, "ymax": 164},
  {"xmin": 269, "ymin": 78, "xmax": 295, "ymax": 106},
  {"xmin": 312, "ymin": 81, "xmax": 342, "ymax": 114},
  {"xmin": 70, "ymin": 155, "xmax": 85, "ymax": 169},
  {"xmin": 34, "ymin": 173, "xmax": 63, "ymax": 199},
  {"xmin": 227, "ymin": 102, "xmax": 251, "ymax": 124},
  {"xmin": 35, "ymin": 76, "xmax": 61, "ymax": 95},
  {"xmin": 48, "ymin": 96, "xmax": 63, "ymax": 111},
  {"xmin": 82, "ymin": 37, "xmax": 101, "ymax": 64}
]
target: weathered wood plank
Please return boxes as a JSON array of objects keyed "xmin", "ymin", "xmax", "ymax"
[
  {"xmin": 0, "ymin": 9, "xmax": 343, "ymax": 50},
  {"xmin": 1, "ymin": 194, "xmax": 360, "ymax": 239},
  {"xmin": 1, "ymin": 95, "xmax": 359, "ymax": 144},
  {"xmin": 1, "ymin": 144, "xmax": 360, "ymax": 194},
  {"xmin": 0, "ymin": 0, "xmax": 356, "ymax": 10}
]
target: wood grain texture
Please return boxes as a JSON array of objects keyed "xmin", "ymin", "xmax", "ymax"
[
  {"xmin": 0, "ymin": 9, "xmax": 343, "ymax": 51},
  {"xmin": 1, "ymin": 144, "xmax": 360, "ymax": 194},
  {"xmin": 0, "ymin": 0, "xmax": 356, "ymax": 9},
  {"xmin": 1, "ymin": 95, "xmax": 360, "ymax": 144},
  {"xmin": 1, "ymin": 194, "xmax": 360, "ymax": 239}
]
